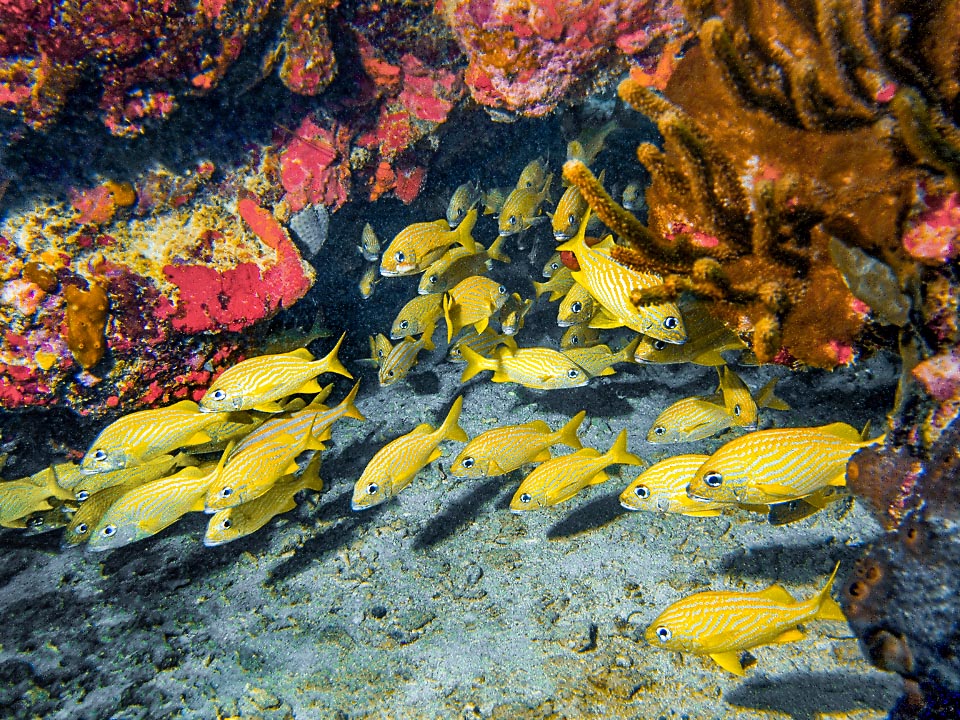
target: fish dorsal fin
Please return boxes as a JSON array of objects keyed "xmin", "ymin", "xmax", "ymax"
[
  {"xmin": 526, "ymin": 420, "xmax": 552, "ymax": 434},
  {"xmin": 818, "ymin": 422, "xmax": 862, "ymax": 441},
  {"xmin": 709, "ymin": 652, "xmax": 745, "ymax": 676},
  {"xmin": 288, "ymin": 348, "xmax": 315, "ymax": 361},
  {"xmin": 773, "ymin": 628, "xmax": 805, "ymax": 644},
  {"xmin": 759, "ymin": 583, "xmax": 797, "ymax": 604}
]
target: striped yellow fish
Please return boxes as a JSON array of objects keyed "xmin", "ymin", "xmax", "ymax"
[
  {"xmin": 380, "ymin": 322, "xmax": 436, "ymax": 386},
  {"xmin": 442, "ymin": 275, "xmax": 511, "ymax": 342},
  {"xmin": 351, "ymin": 396, "xmax": 468, "ymax": 510},
  {"xmin": 380, "ymin": 209, "xmax": 477, "ymax": 276},
  {"xmin": 82, "ymin": 400, "xmax": 230, "ymax": 473},
  {"xmin": 18, "ymin": 500, "xmax": 73, "ymax": 534},
  {"xmin": 510, "ymin": 430, "xmax": 643, "ymax": 512},
  {"xmin": 206, "ymin": 386, "xmax": 363, "ymax": 510},
  {"xmin": 687, "ymin": 423, "xmax": 883, "ymax": 506},
  {"xmin": 199, "ymin": 333, "xmax": 351, "ymax": 413},
  {"xmin": 557, "ymin": 282, "xmax": 594, "ymax": 327},
  {"xmin": 634, "ymin": 302, "xmax": 745, "ymax": 366},
  {"xmin": 418, "ymin": 237, "xmax": 510, "ymax": 295},
  {"xmin": 619, "ymin": 454, "xmax": 725, "ymax": 516},
  {"xmin": 358, "ymin": 222, "xmax": 380, "ymax": 262},
  {"xmin": 70, "ymin": 454, "xmax": 181, "ymax": 498},
  {"xmin": 481, "ymin": 186, "xmax": 509, "ymax": 216},
  {"xmin": 516, "ymin": 157, "xmax": 548, "ymax": 190},
  {"xmin": 498, "ymin": 174, "xmax": 552, "ymax": 237},
  {"xmin": 533, "ymin": 265, "xmax": 575, "ymax": 302},
  {"xmin": 499, "ymin": 293, "xmax": 533, "ymax": 336},
  {"xmin": 204, "ymin": 454, "xmax": 323, "ymax": 547},
  {"xmin": 556, "ymin": 209, "xmax": 686, "ymax": 344},
  {"xmin": 542, "ymin": 252, "xmax": 563, "ymax": 278},
  {"xmin": 446, "ymin": 181, "xmax": 481, "ymax": 229},
  {"xmin": 391, "ymin": 293, "xmax": 444, "ymax": 339},
  {"xmin": 359, "ymin": 262, "xmax": 379, "ymax": 300},
  {"xmin": 622, "ymin": 181, "xmax": 642, "ymax": 211},
  {"xmin": 645, "ymin": 564, "xmax": 847, "ymax": 675},
  {"xmin": 450, "ymin": 411, "xmax": 586, "ymax": 478},
  {"xmin": 552, "ymin": 170, "xmax": 605, "ymax": 241},
  {"xmin": 718, "ymin": 366, "xmax": 759, "ymax": 429},
  {"xmin": 448, "ymin": 328, "xmax": 517, "ymax": 363},
  {"xmin": 560, "ymin": 323, "xmax": 600, "ymax": 350},
  {"xmin": 647, "ymin": 396, "xmax": 733, "ymax": 444},
  {"xmin": 369, "ymin": 333, "xmax": 393, "ymax": 365},
  {"xmin": 0, "ymin": 468, "xmax": 74, "ymax": 528},
  {"xmin": 86, "ymin": 459, "xmax": 226, "ymax": 552},
  {"xmin": 460, "ymin": 345, "xmax": 590, "ymax": 390},
  {"xmin": 562, "ymin": 336, "xmax": 640, "ymax": 378},
  {"xmin": 63, "ymin": 480, "xmax": 142, "ymax": 547},
  {"xmin": 566, "ymin": 121, "xmax": 617, "ymax": 167}
]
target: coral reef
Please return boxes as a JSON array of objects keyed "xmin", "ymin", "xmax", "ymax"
[{"xmin": 64, "ymin": 283, "xmax": 109, "ymax": 370}]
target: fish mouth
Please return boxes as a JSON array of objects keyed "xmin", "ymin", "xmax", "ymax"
[
  {"xmin": 378, "ymin": 267, "xmax": 403, "ymax": 277},
  {"xmin": 553, "ymin": 232, "xmax": 571, "ymax": 241},
  {"xmin": 685, "ymin": 484, "xmax": 715, "ymax": 502},
  {"xmin": 498, "ymin": 230, "xmax": 517, "ymax": 237},
  {"xmin": 556, "ymin": 320, "xmax": 574, "ymax": 328}
]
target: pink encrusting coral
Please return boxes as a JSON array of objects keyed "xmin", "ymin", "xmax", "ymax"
[
  {"xmin": 903, "ymin": 191, "xmax": 960, "ymax": 264},
  {"xmin": 440, "ymin": 0, "xmax": 684, "ymax": 116},
  {"xmin": 280, "ymin": 117, "xmax": 353, "ymax": 212}
]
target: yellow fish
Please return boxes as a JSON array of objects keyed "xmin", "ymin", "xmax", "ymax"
[
  {"xmin": 450, "ymin": 411, "xmax": 586, "ymax": 478},
  {"xmin": 552, "ymin": 170, "xmax": 605, "ymax": 241},
  {"xmin": 499, "ymin": 293, "xmax": 534, "ymax": 336},
  {"xmin": 206, "ymin": 386, "xmax": 363, "ymax": 510},
  {"xmin": 560, "ymin": 323, "xmax": 600, "ymax": 350},
  {"xmin": 645, "ymin": 564, "xmax": 846, "ymax": 675},
  {"xmin": 359, "ymin": 263, "xmax": 379, "ymax": 300},
  {"xmin": 516, "ymin": 157, "xmax": 549, "ymax": 190},
  {"xmin": 199, "ymin": 334, "xmax": 351, "ymax": 413},
  {"xmin": 380, "ymin": 209, "xmax": 478, "ymax": 276},
  {"xmin": 63, "ymin": 480, "xmax": 142, "ymax": 547},
  {"xmin": 634, "ymin": 302, "xmax": 746, "ymax": 366},
  {"xmin": 562, "ymin": 336, "xmax": 639, "ymax": 378},
  {"xmin": 380, "ymin": 321, "xmax": 436, "ymax": 386},
  {"xmin": 461, "ymin": 345, "xmax": 590, "ymax": 390},
  {"xmin": 566, "ymin": 120, "xmax": 617, "ymax": 167},
  {"xmin": 718, "ymin": 366, "xmax": 760, "ymax": 429},
  {"xmin": 510, "ymin": 430, "xmax": 643, "ymax": 512},
  {"xmin": 446, "ymin": 181, "xmax": 481, "ymax": 229},
  {"xmin": 358, "ymin": 222, "xmax": 380, "ymax": 262},
  {"xmin": 18, "ymin": 500, "xmax": 73, "ymax": 534},
  {"xmin": 687, "ymin": 423, "xmax": 883, "ymax": 506},
  {"xmin": 369, "ymin": 333, "xmax": 393, "ymax": 366},
  {"xmin": 442, "ymin": 275, "xmax": 511, "ymax": 342},
  {"xmin": 82, "ymin": 401, "xmax": 230, "ymax": 473},
  {"xmin": 391, "ymin": 293, "xmax": 444, "ymax": 339},
  {"xmin": 204, "ymin": 454, "xmax": 323, "ymax": 547},
  {"xmin": 542, "ymin": 252, "xmax": 563, "ymax": 278},
  {"xmin": 70, "ymin": 454, "xmax": 182, "ymax": 498},
  {"xmin": 481, "ymin": 186, "xmax": 509, "ymax": 216},
  {"xmin": 533, "ymin": 265, "xmax": 575, "ymax": 302},
  {"xmin": 87, "ymin": 460, "xmax": 225, "ymax": 552},
  {"xmin": 646, "ymin": 396, "xmax": 734, "ymax": 444},
  {"xmin": 417, "ymin": 237, "xmax": 510, "ymax": 295},
  {"xmin": 351, "ymin": 396, "xmax": 468, "ymax": 510},
  {"xmin": 0, "ymin": 467, "xmax": 74, "ymax": 528},
  {"xmin": 556, "ymin": 282, "xmax": 595, "ymax": 327},
  {"xmin": 498, "ymin": 174, "xmax": 553, "ymax": 237},
  {"xmin": 620, "ymin": 454, "xmax": 728, "ymax": 516},
  {"xmin": 622, "ymin": 181, "xmax": 643, "ymax": 212},
  {"xmin": 556, "ymin": 211, "xmax": 687, "ymax": 344},
  {"xmin": 448, "ymin": 327, "xmax": 517, "ymax": 363}
]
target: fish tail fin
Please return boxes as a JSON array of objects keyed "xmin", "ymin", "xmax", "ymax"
[
  {"xmin": 442, "ymin": 293, "xmax": 457, "ymax": 344},
  {"xmin": 814, "ymin": 562, "xmax": 847, "ymax": 623},
  {"xmin": 486, "ymin": 235, "xmax": 511, "ymax": 264},
  {"xmin": 606, "ymin": 429, "xmax": 644, "ymax": 466},
  {"xmin": 756, "ymin": 377, "xmax": 791, "ymax": 411},
  {"xmin": 619, "ymin": 335, "xmax": 642, "ymax": 364},
  {"xmin": 533, "ymin": 280, "xmax": 548, "ymax": 299},
  {"xmin": 44, "ymin": 467, "xmax": 75, "ymax": 501},
  {"xmin": 439, "ymin": 395, "xmax": 469, "ymax": 443},
  {"xmin": 336, "ymin": 381, "xmax": 366, "ymax": 422},
  {"xmin": 458, "ymin": 208, "xmax": 478, "ymax": 253},
  {"xmin": 318, "ymin": 332, "xmax": 353, "ymax": 379},
  {"xmin": 557, "ymin": 411, "xmax": 586, "ymax": 450},
  {"xmin": 460, "ymin": 345, "xmax": 491, "ymax": 383}
]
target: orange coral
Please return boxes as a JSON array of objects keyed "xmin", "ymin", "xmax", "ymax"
[{"xmin": 64, "ymin": 283, "xmax": 109, "ymax": 369}]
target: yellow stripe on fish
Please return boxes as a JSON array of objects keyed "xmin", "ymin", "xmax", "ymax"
[
  {"xmin": 63, "ymin": 480, "xmax": 142, "ymax": 547},
  {"xmin": 448, "ymin": 328, "xmax": 518, "ymax": 363},
  {"xmin": 498, "ymin": 174, "xmax": 552, "ymax": 237},
  {"xmin": 392, "ymin": 293, "xmax": 444, "ymax": 339},
  {"xmin": 358, "ymin": 222, "xmax": 380, "ymax": 262},
  {"xmin": 620, "ymin": 454, "xmax": 728, "ymax": 516},
  {"xmin": 460, "ymin": 345, "xmax": 590, "ymax": 390},
  {"xmin": 646, "ymin": 563, "xmax": 847, "ymax": 675},
  {"xmin": 450, "ymin": 411, "xmax": 586, "ymax": 478},
  {"xmin": 510, "ymin": 429, "xmax": 643, "ymax": 512},
  {"xmin": 562, "ymin": 336, "xmax": 639, "ymax": 378},
  {"xmin": 70, "ymin": 454, "xmax": 182, "ymax": 498},
  {"xmin": 446, "ymin": 181, "xmax": 482, "ymax": 229},
  {"xmin": 634, "ymin": 302, "xmax": 745, "ymax": 366},
  {"xmin": 352, "ymin": 396, "xmax": 468, "ymax": 510},
  {"xmin": 199, "ymin": 333, "xmax": 351, "ymax": 413},
  {"xmin": 717, "ymin": 365, "xmax": 759, "ymax": 428},
  {"xmin": 442, "ymin": 275, "xmax": 511, "ymax": 342},
  {"xmin": 647, "ymin": 396, "xmax": 734, "ymax": 443},
  {"xmin": 204, "ymin": 453, "xmax": 324, "ymax": 547},
  {"xmin": 380, "ymin": 321, "xmax": 437, "ymax": 386},
  {"xmin": 0, "ymin": 467, "xmax": 74, "ymax": 528},
  {"xmin": 556, "ymin": 210, "xmax": 686, "ymax": 344},
  {"xmin": 687, "ymin": 422, "xmax": 884, "ymax": 505},
  {"xmin": 380, "ymin": 209, "xmax": 478, "ymax": 276},
  {"xmin": 556, "ymin": 282, "xmax": 595, "ymax": 327},
  {"xmin": 82, "ymin": 400, "xmax": 231, "ymax": 473}
]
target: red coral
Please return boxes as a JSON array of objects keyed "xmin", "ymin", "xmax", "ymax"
[
  {"xmin": 280, "ymin": 116, "xmax": 352, "ymax": 212},
  {"xmin": 278, "ymin": 0, "xmax": 338, "ymax": 95},
  {"xmin": 903, "ymin": 191, "xmax": 960, "ymax": 265}
]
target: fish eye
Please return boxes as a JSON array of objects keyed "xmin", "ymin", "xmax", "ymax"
[
  {"xmin": 387, "ymin": 370, "xmax": 395, "ymax": 377},
  {"xmin": 27, "ymin": 515, "xmax": 44, "ymax": 528},
  {"xmin": 221, "ymin": 487, "xmax": 233, "ymax": 498},
  {"xmin": 101, "ymin": 524, "xmax": 117, "ymax": 537},
  {"xmin": 655, "ymin": 626, "xmax": 672, "ymax": 642},
  {"xmin": 76, "ymin": 490, "xmax": 90, "ymax": 502},
  {"xmin": 568, "ymin": 214, "xmax": 576, "ymax": 226},
  {"xmin": 634, "ymin": 485, "xmax": 650, "ymax": 499},
  {"xmin": 93, "ymin": 449, "xmax": 107, "ymax": 462},
  {"xmin": 653, "ymin": 340, "xmax": 666, "ymax": 351},
  {"xmin": 570, "ymin": 336, "xmax": 580, "ymax": 345},
  {"xmin": 519, "ymin": 493, "xmax": 532, "ymax": 504},
  {"xmin": 399, "ymin": 320, "xmax": 409, "ymax": 329},
  {"xmin": 508, "ymin": 216, "xmax": 517, "ymax": 225},
  {"xmin": 428, "ymin": 276, "xmax": 438, "ymax": 285},
  {"xmin": 211, "ymin": 389, "xmax": 227, "ymax": 401},
  {"xmin": 74, "ymin": 523, "xmax": 89, "ymax": 535},
  {"xmin": 366, "ymin": 483, "xmax": 379, "ymax": 495},
  {"xmin": 457, "ymin": 208, "xmax": 465, "ymax": 218},
  {"xmin": 571, "ymin": 301, "xmax": 582, "ymax": 313},
  {"xmin": 704, "ymin": 472, "xmax": 723, "ymax": 487},
  {"xmin": 221, "ymin": 518, "xmax": 232, "ymax": 529},
  {"xmin": 654, "ymin": 426, "xmax": 665, "ymax": 435},
  {"xmin": 567, "ymin": 368, "xmax": 580, "ymax": 379},
  {"xmin": 663, "ymin": 316, "xmax": 679, "ymax": 329},
  {"xmin": 395, "ymin": 251, "xmax": 405, "ymax": 263},
  {"xmin": 498, "ymin": 286, "xmax": 506, "ymax": 294},
  {"xmin": 462, "ymin": 457, "xmax": 475, "ymax": 468},
  {"xmin": 734, "ymin": 404, "xmax": 741, "ymax": 416},
  {"xmin": 551, "ymin": 262, "xmax": 559, "ymax": 271},
  {"xmin": 378, "ymin": 350, "xmax": 385, "ymax": 359}
]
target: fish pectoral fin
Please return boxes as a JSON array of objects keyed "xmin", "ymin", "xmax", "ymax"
[
  {"xmin": 474, "ymin": 316, "xmax": 490, "ymax": 335},
  {"xmin": 252, "ymin": 401, "xmax": 285, "ymax": 413},
  {"xmin": 754, "ymin": 482, "xmax": 798, "ymax": 499},
  {"xmin": 588, "ymin": 470, "xmax": 609, "ymax": 485},
  {"xmin": 533, "ymin": 449, "xmax": 552, "ymax": 462},
  {"xmin": 772, "ymin": 628, "xmax": 805, "ymax": 644},
  {"xmin": 709, "ymin": 652, "xmax": 746, "ymax": 676},
  {"xmin": 681, "ymin": 508, "xmax": 723, "ymax": 517},
  {"xmin": 828, "ymin": 471, "xmax": 847, "ymax": 487},
  {"xmin": 182, "ymin": 430, "xmax": 214, "ymax": 446},
  {"xmin": 589, "ymin": 311, "xmax": 623, "ymax": 330},
  {"xmin": 759, "ymin": 583, "xmax": 797, "ymax": 604},
  {"xmin": 691, "ymin": 350, "xmax": 727, "ymax": 366}
]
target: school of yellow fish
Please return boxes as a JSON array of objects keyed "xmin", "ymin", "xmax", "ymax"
[{"xmin": 0, "ymin": 130, "xmax": 880, "ymax": 683}]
